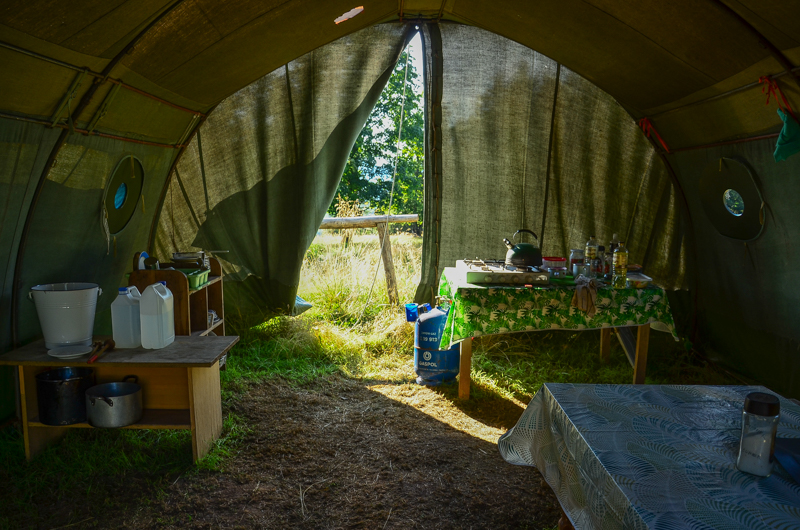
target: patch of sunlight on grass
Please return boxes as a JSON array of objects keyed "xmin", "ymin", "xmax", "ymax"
[{"xmin": 369, "ymin": 383, "xmax": 505, "ymax": 444}]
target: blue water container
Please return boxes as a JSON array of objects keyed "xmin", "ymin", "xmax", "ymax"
[{"xmin": 414, "ymin": 306, "xmax": 460, "ymax": 386}]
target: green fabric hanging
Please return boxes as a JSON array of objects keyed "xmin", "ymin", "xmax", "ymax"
[{"xmin": 774, "ymin": 108, "xmax": 800, "ymax": 162}]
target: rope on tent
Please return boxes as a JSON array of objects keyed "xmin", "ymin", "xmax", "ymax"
[
  {"xmin": 356, "ymin": 48, "xmax": 411, "ymax": 325},
  {"xmin": 637, "ymin": 118, "xmax": 670, "ymax": 153},
  {"xmin": 101, "ymin": 204, "xmax": 111, "ymax": 255},
  {"xmin": 758, "ymin": 76, "xmax": 798, "ymax": 122}
]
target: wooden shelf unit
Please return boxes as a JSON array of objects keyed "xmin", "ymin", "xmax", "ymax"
[
  {"xmin": 128, "ymin": 257, "xmax": 225, "ymax": 338},
  {"xmin": 0, "ymin": 336, "xmax": 239, "ymax": 463}
]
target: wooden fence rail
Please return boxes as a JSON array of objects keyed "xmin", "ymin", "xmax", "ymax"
[{"xmin": 318, "ymin": 214, "xmax": 419, "ymax": 305}]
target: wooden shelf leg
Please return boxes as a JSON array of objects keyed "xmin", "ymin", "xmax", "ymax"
[
  {"xmin": 633, "ymin": 324, "xmax": 650, "ymax": 384},
  {"xmin": 458, "ymin": 338, "xmax": 473, "ymax": 400},
  {"xmin": 599, "ymin": 327, "xmax": 612, "ymax": 362},
  {"xmin": 187, "ymin": 362, "xmax": 223, "ymax": 462}
]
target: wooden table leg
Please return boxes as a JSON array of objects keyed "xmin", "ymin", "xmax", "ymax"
[
  {"xmin": 458, "ymin": 338, "xmax": 472, "ymax": 400},
  {"xmin": 187, "ymin": 361, "xmax": 223, "ymax": 462},
  {"xmin": 599, "ymin": 327, "xmax": 612, "ymax": 362},
  {"xmin": 633, "ymin": 324, "xmax": 650, "ymax": 384}
]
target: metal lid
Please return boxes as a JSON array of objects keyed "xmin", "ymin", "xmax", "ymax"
[{"xmin": 744, "ymin": 392, "xmax": 780, "ymax": 416}]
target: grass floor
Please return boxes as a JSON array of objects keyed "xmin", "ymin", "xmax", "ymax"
[{"xmin": 0, "ymin": 232, "xmax": 740, "ymax": 528}]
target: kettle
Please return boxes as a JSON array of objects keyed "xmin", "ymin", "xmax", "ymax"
[{"xmin": 503, "ymin": 229, "xmax": 543, "ymax": 268}]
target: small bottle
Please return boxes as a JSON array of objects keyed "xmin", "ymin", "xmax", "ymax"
[
  {"xmin": 584, "ymin": 236, "xmax": 598, "ymax": 265},
  {"xmin": 594, "ymin": 246, "xmax": 605, "ymax": 277},
  {"xmin": 737, "ymin": 392, "xmax": 780, "ymax": 477},
  {"xmin": 604, "ymin": 251, "xmax": 613, "ymax": 280},
  {"xmin": 609, "ymin": 233, "xmax": 619, "ymax": 254},
  {"xmin": 612, "ymin": 242, "xmax": 629, "ymax": 288}
]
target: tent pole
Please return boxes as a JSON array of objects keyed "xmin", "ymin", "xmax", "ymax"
[
  {"xmin": 10, "ymin": 0, "xmax": 188, "ymax": 348},
  {"xmin": 538, "ymin": 63, "xmax": 561, "ymax": 250}
]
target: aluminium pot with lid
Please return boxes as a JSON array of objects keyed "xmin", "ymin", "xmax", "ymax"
[{"xmin": 85, "ymin": 376, "xmax": 143, "ymax": 428}]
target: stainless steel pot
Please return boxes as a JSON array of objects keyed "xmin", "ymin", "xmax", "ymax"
[{"xmin": 85, "ymin": 376, "xmax": 143, "ymax": 428}]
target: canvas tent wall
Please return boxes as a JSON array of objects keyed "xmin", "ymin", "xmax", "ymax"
[{"xmin": 2, "ymin": 1, "xmax": 800, "ymax": 425}]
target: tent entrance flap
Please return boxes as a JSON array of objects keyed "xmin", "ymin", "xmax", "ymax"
[{"xmin": 153, "ymin": 23, "xmax": 416, "ymax": 324}]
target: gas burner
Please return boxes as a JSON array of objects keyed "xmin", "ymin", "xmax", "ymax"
[{"xmin": 456, "ymin": 259, "xmax": 549, "ymax": 285}]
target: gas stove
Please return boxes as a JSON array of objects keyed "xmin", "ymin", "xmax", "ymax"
[{"xmin": 456, "ymin": 259, "xmax": 550, "ymax": 285}]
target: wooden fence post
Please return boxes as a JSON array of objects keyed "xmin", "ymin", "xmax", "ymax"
[
  {"xmin": 375, "ymin": 222, "xmax": 399, "ymax": 306},
  {"xmin": 318, "ymin": 214, "xmax": 418, "ymax": 305}
]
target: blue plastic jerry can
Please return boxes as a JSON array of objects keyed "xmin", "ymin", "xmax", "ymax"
[{"xmin": 413, "ymin": 306, "xmax": 460, "ymax": 386}]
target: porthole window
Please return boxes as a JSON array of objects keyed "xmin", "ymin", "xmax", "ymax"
[
  {"xmin": 114, "ymin": 182, "xmax": 128, "ymax": 209},
  {"xmin": 723, "ymin": 189, "xmax": 744, "ymax": 217},
  {"xmin": 699, "ymin": 157, "xmax": 764, "ymax": 241},
  {"xmin": 104, "ymin": 156, "xmax": 143, "ymax": 234}
]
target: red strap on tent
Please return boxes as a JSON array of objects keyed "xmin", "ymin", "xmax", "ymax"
[
  {"xmin": 638, "ymin": 118, "xmax": 670, "ymax": 153},
  {"xmin": 758, "ymin": 76, "xmax": 798, "ymax": 122}
]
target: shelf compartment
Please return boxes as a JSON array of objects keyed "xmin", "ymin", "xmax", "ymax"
[
  {"xmin": 189, "ymin": 276, "xmax": 221, "ymax": 293},
  {"xmin": 191, "ymin": 318, "xmax": 224, "ymax": 338},
  {"xmin": 28, "ymin": 409, "xmax": 191, "ymax": 430}
]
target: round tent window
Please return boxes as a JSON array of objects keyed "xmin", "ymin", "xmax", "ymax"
[
  {"xmin": 104, "ymin": 156, "xmax": 144, "ymax": 234},
  {"xmin": 699, "ymin": 157, "xmax": 764, "ymax": 241},
  {"xmin": 114, "ymin": 182, "xmax": 128, "ymax": 209},
  {"xmin": 723, "ymin": 189, "xmax": 744, "ymax": 217}
]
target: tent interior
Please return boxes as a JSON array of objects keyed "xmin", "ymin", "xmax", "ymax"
[{"xmin": 2, "ymin": 0, "xmax": 800, "ymax": 452}]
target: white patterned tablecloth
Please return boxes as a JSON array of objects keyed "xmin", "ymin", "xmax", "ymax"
[{"xmin": 498, "ymin": 384, "xmax": 800, "ymax": 530}]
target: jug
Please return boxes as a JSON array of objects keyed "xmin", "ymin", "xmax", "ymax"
[
  {"xmin": 140, "ymin": 281, "xmax": 175, "ymax": 349},
  {"xmin": 111, "ymin": 286, "xmax": 142, "ymax": 348}
]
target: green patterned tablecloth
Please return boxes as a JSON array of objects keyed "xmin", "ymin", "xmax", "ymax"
[
  {"xmin": 438, "ymin": 267, "xmax": 677, "ymax": 347},
  {"xmin": 499, "ymin": 384, "xmax": 800, "ymax": 529}
]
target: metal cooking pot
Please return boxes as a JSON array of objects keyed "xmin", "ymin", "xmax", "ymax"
[
  {"xmin": 503, "ymin": 229, "xmax": 543, "ymax": 268},
  {"xmin": 36, "ymin": 367, "xmax": 96, "ymax": 425},
  {"xmin": 85, "ymin": 376, "xmax": 143, "ymax": 428}
]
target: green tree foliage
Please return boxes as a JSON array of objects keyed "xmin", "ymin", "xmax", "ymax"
[{"xmin": 332, "ymin": 50, "xmax": 424, "ymax": 232}]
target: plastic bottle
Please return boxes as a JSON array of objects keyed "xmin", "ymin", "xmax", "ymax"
[
  {"xmin": 609, "ymin": 233, "xmax": 619, "ymax": 254},
  {"xmin": 111, "ymin": 286, "xmax": 142, "ymax": 348},
  {"xmin": 584, "ymin": 236, "xmax": 598, "ymax": 265},
  {"xmin": 612, "ymin": 242, "xmax": 629, "ymax": 289},
  {"xmin": 594, "ymin": 245, "xmax": 605, "ymax": 278},
  {"xmin": 140, "ymin": 281, "xmax": 175, "ymax": 349}
]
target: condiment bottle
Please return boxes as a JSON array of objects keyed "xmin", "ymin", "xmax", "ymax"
[
  {"xmin": 612, "ymin": 242, "xmax": 629, "ymax": 288},
  {"xmin": 609, "ymin": 233, "xmax": 619, "ymax": 254},
  {"xmin": 603, "ymin": 249, "xmax": 613, "ymax": 279},
  {"xmin": 594, "ymin": 246, "xmax": 605, "ymax": 277},
  {"xmin": 584, "ymin": 236, "xmax": 598, "ymax": 265},
  {"xmin": 737, "ymin": 392, "xmax": 780, "ymax": 477},
  {"xmin": 569, "ymin": 249, "xmax": 584, "ymax": 268}
]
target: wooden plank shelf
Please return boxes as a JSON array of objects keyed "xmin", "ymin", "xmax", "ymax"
[{"xmin": 28, "ymin": 409, "xmax": 191, "ymax": 430}]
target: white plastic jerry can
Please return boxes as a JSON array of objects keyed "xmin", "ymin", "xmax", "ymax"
[
  {"xmin": 140, "ymin": 281, "xmax": 175, "ymax": 349},
  {"xmin": 111, "ymin": 286, "xmax": 142, "ymax": 348}
]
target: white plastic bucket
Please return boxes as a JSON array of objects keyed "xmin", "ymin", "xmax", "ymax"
[{"xmin": 29, "ymin": 283, "xmax": 102, "ymax": 349}]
